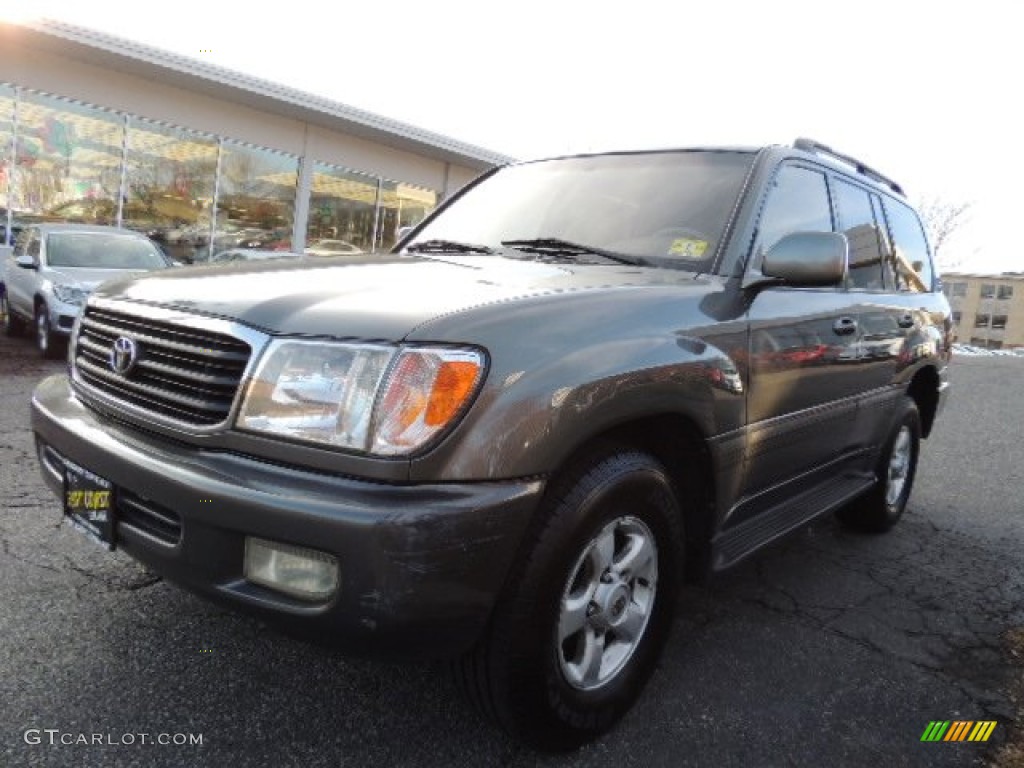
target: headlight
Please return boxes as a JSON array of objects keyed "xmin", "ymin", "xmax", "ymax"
[
  {"xmin": 52, "ymin": 283, "xmax": 90, "ymax": 306},
  {"xmin": 237, "ymin": 340, "xmax": 485, "ymax": 455}
]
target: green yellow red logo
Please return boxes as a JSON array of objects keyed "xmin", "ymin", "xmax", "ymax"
[{"xmin": 920, "ymin": 721, "xmax": 997, "ymax": 742}]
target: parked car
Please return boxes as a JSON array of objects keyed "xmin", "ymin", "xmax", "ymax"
[
  {"xmin": 207, "ymin": 248, "xmax": 304, "ymax": 264},
  {"xmin": 234, "ymin": 229, "xmax": 292, "ymax": 250},
  {"xmin": 2, "ymin": 223, "xmax": 173, "ymax": 357},
  {"xmin": 30, "ymin": 139, "xmax": 950, "ymax": 749},
  {"xmin": 1, "ymin": 211, "xmax": 27, "ymax": 247},
  {"xmin": 304, "ymin": 239, "xmax": 363, "ymax": 257}
]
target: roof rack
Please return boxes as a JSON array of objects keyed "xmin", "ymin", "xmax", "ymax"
[{"xmin": 792, "ymin": 137, "xmax": 905, "ymax": 196}]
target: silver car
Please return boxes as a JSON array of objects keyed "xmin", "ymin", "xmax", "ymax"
[
  {"xmin": 207, "ymin": 248, "xmax": 303, "ymax": 263},
  {"xmin": 1, "ymin": 223, "xmax": 173, "ymax": 357},
  {"xmin": 304, "ymin": 239, "xmax": 363, "ymax": 257}
]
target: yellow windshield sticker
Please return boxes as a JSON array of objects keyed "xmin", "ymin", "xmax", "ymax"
[{"xmin": 669, "ymin": 238, "xmax": 708, "ymax": 260}]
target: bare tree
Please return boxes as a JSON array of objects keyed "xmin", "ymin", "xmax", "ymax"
[{"xmin": 917, "ymin": 197, "xmax": 973, "ymax": 268}]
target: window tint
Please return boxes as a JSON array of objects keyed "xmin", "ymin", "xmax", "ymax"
[
  {"xmin": 883, "ymin": 199, "xmax": 934, "ymax": 292},
  {"xmin": 997, "ymin": 284, "xmax": 1013, "ymax": 300},
  {"xmin": 27, "ymin": 232, "xmax": 41, "ymax": 259},
  {"xmin": 45, "ymin": 233, "xmax": 167, "ymax": 269},
  {"xmin": 12, "ymin": 228, "xmax": 31, "ymax": 257},
  {"xmin": 751, "ymin": 165, "xmax": 833, "ymax": 272},
  {"xmin": 974, "ymin": 314, "xmax": 990, "ymax": 328},
  {"xmin": 834, "ymin": 179, "xmax": 885, "ymax": 290},
  {"xmin": 413, "ymin": 151, "xmax": 755, "ymax": 272},
  {"xmin": 991, "ymin": 315, "xmax": 1008, "ymax": 330}
]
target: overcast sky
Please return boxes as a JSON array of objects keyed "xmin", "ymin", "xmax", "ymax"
[{"xmin": 8, "ymin": 1, "xmax": 1021, "ymax": 273}]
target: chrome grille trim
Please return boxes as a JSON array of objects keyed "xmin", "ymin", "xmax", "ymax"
[{"xmin": 71, "ymin": 298, "xmax": 269, "ymax": 433}]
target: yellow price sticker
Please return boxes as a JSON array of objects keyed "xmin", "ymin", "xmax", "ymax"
[{"xmin": 668, "ymin": 238, "xmax": 708, "ymax": 260}]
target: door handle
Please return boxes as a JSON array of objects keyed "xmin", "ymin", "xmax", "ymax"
[
  {"xmin": 832, "ymin": 316, "xmax": 858, "ymax": 336},
  {"xmin": 897, "ymin": 313, "xmax": 915, "ymax": 328}
]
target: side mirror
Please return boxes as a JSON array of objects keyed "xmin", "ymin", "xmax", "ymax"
[
  {"xmin": 15, "ymin": 254, "xmax": 37, "ymax": 270},
  {"xmin": 761, "ymin": 232, "xmax": 848, "ymax": 286}
]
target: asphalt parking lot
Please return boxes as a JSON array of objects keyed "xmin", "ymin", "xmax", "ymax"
[{"xmin": 1, "ymin": 330, "xmax": 1021, "ymax": 768}]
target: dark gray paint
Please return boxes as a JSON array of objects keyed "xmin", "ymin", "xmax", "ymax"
[{"xmin": 29, "ymin": 143, "xmax": 953, "ymax": 653}]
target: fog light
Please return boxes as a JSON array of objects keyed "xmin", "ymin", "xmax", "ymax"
[{"xmin": 244, "ymin": 537, "xmax": 339, "ymax": 601}]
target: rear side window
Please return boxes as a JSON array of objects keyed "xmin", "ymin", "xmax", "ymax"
[
  {"xmin": 13, "ymin": 228, "xmax": 36, "ymax": 258},
  {"xmin": 883, "ymin": 199, "xmax": 934, "ymax": 292},
  {"xmin": 750, "ymin": 165, "xmax": 833, "ymax": 272}
]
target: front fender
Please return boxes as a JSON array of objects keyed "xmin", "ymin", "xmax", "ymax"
[{"xmin": 410, "ymin": 332, "xmax": 745, "ymax": 481}]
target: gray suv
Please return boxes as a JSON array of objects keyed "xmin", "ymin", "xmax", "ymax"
[{"xmin": 31, "ymin": 139, "xmax": 951, "ymax": 749}]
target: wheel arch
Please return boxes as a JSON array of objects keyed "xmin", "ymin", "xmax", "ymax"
[
  {"xmin": 906, "ymin": 365, "xmax": 940, "ymax": 438},
  {"xmin": 541, "ymin": 412, "xmax": 716, "ymax": 583}
]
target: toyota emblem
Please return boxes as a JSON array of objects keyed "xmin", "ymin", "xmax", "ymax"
[{"xmin": 109, "ymin": 336, "xmax": 139, "ymax": 375}]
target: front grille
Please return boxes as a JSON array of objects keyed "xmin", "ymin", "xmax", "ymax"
[{"xmin": 74, "ymin": 306, "xmax": 252, "ymax": 426}]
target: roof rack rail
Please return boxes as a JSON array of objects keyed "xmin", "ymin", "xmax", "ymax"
[{"xmin": 792, "ymin": 137, "xmax": 905, "ymax": 196}]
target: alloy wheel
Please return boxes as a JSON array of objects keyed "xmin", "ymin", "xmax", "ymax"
[{"xmin": 557, "ymin": 515, "xmax": 658, "ymax": 691}]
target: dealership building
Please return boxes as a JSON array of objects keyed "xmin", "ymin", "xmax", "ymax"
[{"xmin": 0, "ymin": 19, "xmax": 512, "ymax": 259}]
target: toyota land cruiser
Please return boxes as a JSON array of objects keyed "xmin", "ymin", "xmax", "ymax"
[{"xmin": 31, "ymin": 138, "xmax": 951, "ymax": 749}]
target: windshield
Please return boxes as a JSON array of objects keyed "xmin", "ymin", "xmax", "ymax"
[
  {"xmin": 407, "ymin": 150, "xmax": 754, "ymax": 271},
  {"xmin": 45, "ymin": 232, "xmax": 168, "ymax": 270}
]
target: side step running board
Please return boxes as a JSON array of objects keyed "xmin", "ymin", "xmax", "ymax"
[{"xmin": 711, "ymin": 474, "xmax": 875, "ymax": 571}]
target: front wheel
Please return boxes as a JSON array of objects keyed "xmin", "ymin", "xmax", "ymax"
[
  {"xmin": 35, "ymin": 303, "xmax": 62, "ymax": 360},
  {"xmin": 837, "ymin": 396, "xmax": 921, "ymax": 532},
  {"xmin": 454, "ymin": 447, "xmax": 684, "ymax": 750}
]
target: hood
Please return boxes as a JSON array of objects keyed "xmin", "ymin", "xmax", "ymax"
[{"xmin": 93, "ymin": 253, "xmax": 701, "ymax": 339}]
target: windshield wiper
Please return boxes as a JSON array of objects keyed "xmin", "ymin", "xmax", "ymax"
[
  {"xmin": 500, "ymin": 238, "xmax": 644, "ymax": 266},
  {"xmin": 406, "ymin": 239, "xmax": 494, "ymax": 254}
]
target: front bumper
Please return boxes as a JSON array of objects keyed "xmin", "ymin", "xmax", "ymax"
[{"xmin": 32, "ymin": 374, "xmax": 543, "ymax": 658}]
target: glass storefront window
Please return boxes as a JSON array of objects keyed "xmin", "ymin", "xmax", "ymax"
[
  {"xmin": 217, "ymin": 141, "xmax": 298, "ymax": 253},
  {"xmin": 126, "ymin": 117, "xmax": 217, "ymax": 262},
  {"xmin": 308, "ymin": 163, "xmax": 379, "ymax": 255},
  {"xmin": 1, "ymin": 84, "xmax": 14, "ymax": 244},
  {"xmin": 1, "ymin": 85, "xmax": 446, "ymax": 259},
  {"xmin": 376, "ymin": 181, "xmax": 437, "ymax": 251},
  {"xmin": 10, "ymin": 91, "xmax": 124, "ymax": 230}
]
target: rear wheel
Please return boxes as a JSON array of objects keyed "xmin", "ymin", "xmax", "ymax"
[
  {"xmin": 2, "ymin": 289, "xmax": 26, "ymax": 337},
  {"xmin": 837, "ymin": 396, "xmax": 920, "ymax": 532},
  {"xmin": 454, "ymin": 447, "xmax": 684, "ymax": 750}
]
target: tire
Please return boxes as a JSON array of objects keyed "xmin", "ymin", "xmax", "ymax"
[
  {"xmin": 2, "ymin": 289, "xmax": 26, "ymax": 337},
  {"xmin": 34, "ymin": 303, "xmax": 62, "ymax": 360},
  {"xmin": 454, "ymin": 447, "xmax": 684, "ymax": 750},
  {"xmin": 837, "ymin": 396, "xmax": 921, "ymax": 532}
]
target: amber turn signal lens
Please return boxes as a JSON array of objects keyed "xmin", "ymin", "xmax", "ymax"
[
  {"xmin": 426, "ymin": 361, "xmax": 481, "ymax": 426},
  {"xmin": 371, "ymin": 348, "xmax": 485, "ymax": 455}
]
